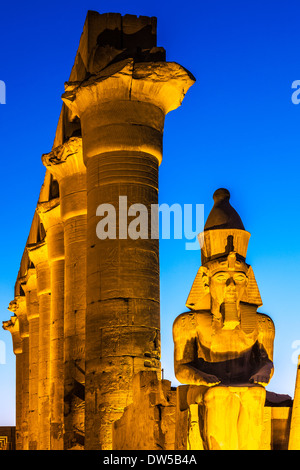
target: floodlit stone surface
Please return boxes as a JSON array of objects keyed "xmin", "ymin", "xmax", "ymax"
[
  {"xmin": 3, "ymin": 301, "xmax": 28, "ymax": 450},
  {"xmin": 27, "ymin": 241, "xmax": 51, "ymax": 450},
  {"xmin": 9, "ymin": 11, "xmax": 193, "ymax": 450},
  {"xmin": 173, "ymin": 189, "xmax": 275, "ymax": 450},
  {"xmin": 43, "ymin": 137, "xmax": 87, "ymax": 449},
  {"xmin": 2, "ymin": 11, "xmax": 297, "ymax": 452},
  {"xmin": 61, "ymin": 13, "xmax": 194, "ymax": 451},
  {"xmin": 289, "ymin": 355, "xmax": 300, "ymax": 449},
  {"xmin": 113, "ymin": 371, "xmax": 176, "ymax": 450},
  {"xmin": 37, "ymin": 199, "xmax": 65, "ymax": 450},
  {"xmin": 22, "ymin": 270, "xmax": 39, "ymax": 450}
]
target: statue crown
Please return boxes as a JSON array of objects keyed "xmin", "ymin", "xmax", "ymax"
[
  {"xmin": 199, "ymin": 188, "xmax": 250, "ymax": 264},
  {"xmin": 186, "ymin": 189, "xmax": 262, "ymax": 310}
]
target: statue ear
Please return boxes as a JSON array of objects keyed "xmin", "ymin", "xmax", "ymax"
[
  {"xmin": 241, "ymin": 265, "xmax": 262, "ymax": 307},
  {"xmin": 186, "ymin": 266, "xmax": 211, "ymax": 310}
]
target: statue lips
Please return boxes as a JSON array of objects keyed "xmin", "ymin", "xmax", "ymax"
[{"xmin": 224, "ymin": 292, "xmax": 238, "ymax": 302}]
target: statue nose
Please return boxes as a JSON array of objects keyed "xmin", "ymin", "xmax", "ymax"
[{"xmin": 226, "ymin": 277, "xmax": 236, "ymax": 288}]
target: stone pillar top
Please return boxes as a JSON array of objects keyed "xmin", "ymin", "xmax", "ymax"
[
  {"xmin": 27, "ymin": 240, "xmax": 48, "ymax": 267},
  {"xmin": 8, "ymin": 296, "xmax": 26, "ymax": 316},
  {"xmin": 20, "ymin": 268, "xmax": 37, "ymax": 293},
  {"xmin": 21, "ymin": 269, "xmax": 39, "ymax": 322},
  {"xmin": 37, "ymin": 198, "xmax": 62, "ymax": 231},
  {"xmin": 27, "ymin": 241, "xmax": 51, "ymax": 298},
  {"xmin": 8, "ymin": 296, "xmax": 29, "ymax": 339},
  {"xmin": 37, "ymin": 198, "xmax": 65, "ymax": 264},
  {"xmin": 2, "ymin": 315, "xmax": 23, "ymax": 354},
  {"xmin": 42, "ymin": 137, "xmax": 84, "ymax": 181},
  {"xmin": 2, "ymin": 315, "xmax": 18, "ymax": 333},
  {"xmin": 61, "ymin": 60, "xmax": 194, "ymax": 164},
  {"xmin": 62, "ymin": 58, "xmax": 195, "ymax": 118}
]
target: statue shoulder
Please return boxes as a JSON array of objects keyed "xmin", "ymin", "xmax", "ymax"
[
  {"xmin": 173, "ymin": 311, "xmax": 196, "ymax": 332},
  {"xmin": 256, "ymin": 312, "xmax": 275, "ymax": 334},
  {"xmin": 173, "ymin": 310, "xmax": 211, "ymax": 336}
]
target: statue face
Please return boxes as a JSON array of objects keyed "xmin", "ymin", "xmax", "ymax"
[
  {"xmin": 207, "ymin": 254, "xmax": 249, "ymax": 321},
  {"xmin": 210, "ymin": 270, "xmax": 248, "ymax": 307}
]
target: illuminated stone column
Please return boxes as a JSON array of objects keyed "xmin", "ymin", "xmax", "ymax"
[
  {"xmin": 10, "ymin": 297, "xmax": 29, "ymax": 450},
  {"xmin": 37, "ymin": 199, "xmax": 65, "ymax": 450},
  {"xmin": 42, "ymin": 137, "xmax": 87, "ymax": 449},
  {"xmin": 22, "ymin": 269, "xmax": 40, "ymax": 450},
  {"xmin": 63, "ymin": 60, "xmax": 194, "ymax": 449},
  {"xmin": 289, "ymin": 355, "xmax": 300, "ymax": 449},
  {"xmin": 27, "ymin": 241, "xmax": 51, "ymax": 450},
  {"xmin": 3, "ymin": 315, "xmax": 23, "ymax": 449}
]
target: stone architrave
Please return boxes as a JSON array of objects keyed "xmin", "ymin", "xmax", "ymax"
[
  {"xmin": 42, "ymin": 137, "xmax": 87, "ymax": 449},
  {"xmin": 37, "ymin": 198, "xmax": 65, "ymax": 450},
  {"xmin": 22, "ymin": 269, "xmax": 40, "ymax": 450},
  {"xmin": 173, "ymin": 189, "xmax": 275, "ymax": 450},
  {"xmin": 62, "ymin": 55, "xmax": 195, "ymax": 449},
  {"xmin": 27, "ymin": 241, "xmax": 51, "ymax": 450}
]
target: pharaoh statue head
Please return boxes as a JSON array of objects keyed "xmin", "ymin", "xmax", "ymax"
[{"xmin": 186, "ymin": 188, "xmax": 262, "ymax": 329}]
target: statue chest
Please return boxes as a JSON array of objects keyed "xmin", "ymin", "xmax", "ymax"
[{"xmin": 197, "ymin": 325, "xmax": 257, "ymax": 361}]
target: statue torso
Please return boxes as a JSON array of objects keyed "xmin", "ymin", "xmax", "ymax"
[{"xmin": 190, "ymin": 309, "xmax": 269, "ymax": 385}]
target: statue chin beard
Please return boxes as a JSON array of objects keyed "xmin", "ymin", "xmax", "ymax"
[{"xmin": 212, "ymin": 300, "xmax": 241, "ymax": 330}]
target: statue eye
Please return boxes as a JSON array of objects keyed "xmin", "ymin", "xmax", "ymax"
[
  {"xmin": 234, "ymin": 274, "xmax": 246, "ymax": 283},
  {"xmin": 214, "ymin": 274, "xmax": 228, "ymax": 282}
]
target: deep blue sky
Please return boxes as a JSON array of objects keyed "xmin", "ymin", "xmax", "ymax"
[{"xmin": 1, "ymin": 0, "xmax": 300, "ymax": 425}]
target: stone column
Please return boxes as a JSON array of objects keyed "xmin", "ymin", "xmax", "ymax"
[
  {"xmin": 22, "ymin": 269, "xmax": 40, "ymax": 450},
  {"xmin": 62, "ymin": 59, "xmax": 194, "ymax": 449},
  {"xmin": 289, "ymin": 355, "xmax": 300, "ymax": 449},
  {"xmin": 27, "ymin": 241, "xmax": 51, "ymax": 450},
  {"xmin": 37, "ymin": 199, "xmax": 65, "ymax": 450},
  {"xmin": 42, "ymin": 137, "xmax": 87, "ymax": 449},
  {"xmin": 10, "ymin": 297, "xmax": 29, "ymax": 450},
  {"xmin": 2, "ymin": 315, "xmax": 23, "ymax": 449}
]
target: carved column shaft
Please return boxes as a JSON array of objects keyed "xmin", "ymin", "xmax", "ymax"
[
  {"xmin": 17, "ymin": 298, "xmax": 29, "ymax": 451},
  {"xmin": 15, "ymin": 351, "xmax": 24, "ymax": 449},
  {"xmin": 63, "ymin": 60, "xmax": 194, "ymax": 449},
  {"xmin": 38, "ymin": 200, "xmax": 65, "ymax": 450},
  {"xmin": 7, "ymin": 297, "xmax": 29, "ymax": 450},
  {"xmin": 3, "ymin": 316, "xmax": 23, "ymax": 449},
  {"xmin": 42, "ymin": 138, "xmax": 87, "ymax": 449},
  {"xmin": 23, "ymin": 271, "xmax": 40, "ymax": 450},
  {"xmin": 28, "ymin": 242, "xmax": 51, "ymax": 450}
]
